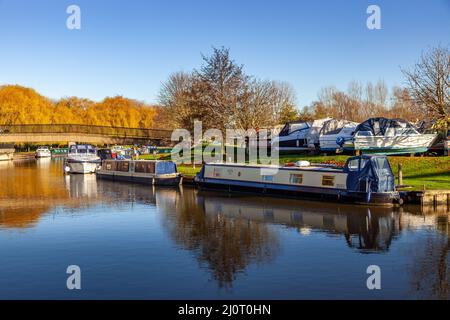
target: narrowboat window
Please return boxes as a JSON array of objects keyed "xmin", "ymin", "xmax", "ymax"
[
  {"xmin": 262, "ymin": 175, "xmax": 274, "ymax": 182},
  {"xmin": 347, "ymin": 159, "xmax": 359, "ymax": 171},
  {"xmin": 106, "ymin": 163, "xmax": 112, "ymax": 170},
  {"xmin": 290, "ymin": 174, "xmax": 303, "ymax": 184},
  {"xmin": 322, "ymin": 175, "xmax": 335, "ymax": 186},
  {"xmin": 120, "ymin": 161, "xmax": 129, "ymax": 172}
]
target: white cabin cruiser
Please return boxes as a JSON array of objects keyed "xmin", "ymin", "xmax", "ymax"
[
  {"xmin": 64, "ymin": 144, "xmax": 101, "ymax": 174},
  {"xmin": 35, "ymin": 146, "xmax": 52, "ymax": 158},
  {"xmin": 343, "ymin": 117, "xmax": 438, "ymax": 155},
  {"xmin": 319, "ymin": 119, "xmax": 358, "ymax": 152},
  {"xmin": 271, "ymin": 118, "xmax": 331, "ymax": 152}
]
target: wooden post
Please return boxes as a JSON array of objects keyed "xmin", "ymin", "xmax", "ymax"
[
  {"xmin": 445, "ymin": 136, "xmax": 449, "ymax": 156},
  {"xmin": 398, "ymin": 163, "xmax": 403, "ymax": 186}
]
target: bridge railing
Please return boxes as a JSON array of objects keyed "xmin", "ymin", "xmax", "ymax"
[{"xmin": 0, "ymin": 124, "xmax": 172, "ymax": 140}]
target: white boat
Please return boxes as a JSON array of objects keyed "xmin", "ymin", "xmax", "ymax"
[
  {"xmin": 319, "ymin": 119, "xmax": 358, "ymax": 152},
  {"xmin": 343, "ymin": 117, "xmax": 438, "ymax": 155},
  {"xmin": 64, "ymin": 144, "xmax": 101, "ymax": 174},
  {"xmin": 0, "ymin": 144, "xmax": 14, "ymax": 161},
  {"xmin": 195, "ymin": 155, "xmax": 402, "ymax": 206},
  {"xmin": 271, "ymin": 118, "xmax": 331, "ymax": 152},
  {"xmin": 35, "ymin": 146, "xmax": 52, "ymax": 158}
]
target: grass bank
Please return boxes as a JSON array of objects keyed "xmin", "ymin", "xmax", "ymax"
[{"xmin": 140, "ymin": 153, "xmax": 450, "ymax": 190}]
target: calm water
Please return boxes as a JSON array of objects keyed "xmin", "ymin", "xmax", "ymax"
[{"xmin": 0, "ymin": 158, "xmax": 449, "ymax": 300}]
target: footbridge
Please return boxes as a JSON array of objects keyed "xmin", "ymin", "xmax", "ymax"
[{"xmin": 0, "ymin": 124, "xmax": 173, "ymax": 145}]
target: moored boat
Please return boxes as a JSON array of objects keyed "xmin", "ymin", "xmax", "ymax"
[
  {"xmin": 64, "ymin": 144, "xmax": 101, "ymax": 174},
  {"xmin": 319, "ymin": 119, "xmax": 358, "ymax": 152},
  {"xmin": 271, "ymin": 118, "xmax": 331, "ymax": 152},
  {"xmin": 343, "ymin": 117, "xmax": 437, "ymax": 155},
  {"xmin": 35, "ymin": 146, "xmax": 52, "ymax": 158},
  {"xmin": 195, "ymin": 155, "xmax": 402, "ymax": 206},
  {"xmin": 97, "ymin": 160, "xmax": 182, "ymax": 186}
]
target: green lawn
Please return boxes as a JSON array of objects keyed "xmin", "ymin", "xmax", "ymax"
[{"xmin": 140, "ymin": 152, "xmax": 450, "ymax": 190}]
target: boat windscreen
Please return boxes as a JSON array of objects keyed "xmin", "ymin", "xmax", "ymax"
[
  {"xmin": 355, "ymin": 118, "xmax": 418, "ymax": 136},
  {"xmin": 320, "ymin": 120, "xmax": 357, "ymax": 135},
  {"xmin": 279, "ymin": 122, "xmax": 309, "ymax": 136}
]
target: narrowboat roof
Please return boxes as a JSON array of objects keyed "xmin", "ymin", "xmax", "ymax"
[{"xmin": 204, "ymin": 162, "xmax": 344, "ymax": 172}]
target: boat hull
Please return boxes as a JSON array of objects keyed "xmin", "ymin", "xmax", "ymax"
[
  {"xmin": 195, "ymin": 178, "xmax": 400, "ymax": 207},
  {"xmin": 97, "ymin": 170, "xmax": 182, "ymax": 186},
  {"xmin": 344, "ymin": 134, "xmax": 437, "ymax": 155},
  {"xmin": 35, "ymin": 151, "xmax": 52, "ymax": 158},
  {"xmin": 65, "ymin": 161, "xmax": 99, "ymax": 174}
]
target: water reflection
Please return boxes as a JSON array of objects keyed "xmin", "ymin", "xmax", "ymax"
[
  {"xmin": 161, "ymin": 189, "xmax": 279, "ymax": 287},
  {"xmin": 198, "ymin": 194, "xmax": 401, "ymax": 253},
  {"xmin": 405, "ymin": 214, "xmax": 450, "ymax": 299},
  {"xmin": 1, "ymin": 159, "xmax": 449, "ymax": 297}
]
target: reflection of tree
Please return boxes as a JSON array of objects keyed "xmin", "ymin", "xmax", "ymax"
[
  {"xmin": 162, "ymin": 191, "xmax": 279, "ymax": 288},
  {"xmin": 409, "ymin": 216, "xmax": 450, "ymax": 299},
  {"xmin": 0, "ymin": 160, "xmax": 105, "ymax": 229}
]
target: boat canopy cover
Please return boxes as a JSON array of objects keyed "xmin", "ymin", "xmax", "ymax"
[
  {"xmin": 305, "ymin": 118, "xmax": 333, "ymax": 145},
  {"xmin": 319, "ymin": 119, "xmax": 358, "ymax": 135},
  {"xmin": 345, "ymin": 155, "xmax": 395, "ymax": 193},
  {"xmin": 278, "ymin": 121, "xmax": 311, "ymax": 137},
  {"xmin": 354, "ymin": 117, "xmax": 418, "ymax": 136},
  {"xmin": 155, "ymin": 161, "xmax": 177, "ymax": 174}
]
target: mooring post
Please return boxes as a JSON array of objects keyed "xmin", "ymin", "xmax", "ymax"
[{"xmin": 398, "ymin": 163, "xmax": 403, "ymax": 186}]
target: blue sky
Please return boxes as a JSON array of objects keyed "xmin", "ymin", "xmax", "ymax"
[{"xmin": 0, "ymin": 0, "xmax": 449, "ymax": 107}]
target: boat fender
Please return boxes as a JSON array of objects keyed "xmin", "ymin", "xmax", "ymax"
[
  {"xmin": 64, "ymin": 166, "xmax": 71, "ymax": 173},
  {"xmin": 336, "ymin": 137, "xmax": 345, "ymax": 147},
  {"xmin": 295, "ymin": 161, "xmax": 311, "ymax": 167}
]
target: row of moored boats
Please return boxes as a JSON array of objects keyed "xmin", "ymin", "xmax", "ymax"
[{"xmin": 272, "ymin": 117, "xmax": 440, "ymax": 155}]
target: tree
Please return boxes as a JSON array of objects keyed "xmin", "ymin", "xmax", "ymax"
[
  {"xmin": 402, "ymin": 46, "xmax": 450, "ymax": 129},
  {"xmin": 194, "ymin": 47, "xmax": 248, "ymax": 131}
]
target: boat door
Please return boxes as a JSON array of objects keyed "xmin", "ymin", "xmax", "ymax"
[{"xmin": 344, "ymin": 156, "xmax": 373, "ymax": 192}]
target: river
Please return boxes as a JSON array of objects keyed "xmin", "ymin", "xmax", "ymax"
[{"xmin": 0, "ymin": 158, "xmax": 449, "ymax": 299}]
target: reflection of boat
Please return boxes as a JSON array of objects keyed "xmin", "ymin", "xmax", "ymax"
[
  {"xmin": 35, "ymin": 146, "xmax": 52, "ymax": 158},
  {"xmin": 343, "ymin": 118, "xmax": 438, "ymax": 155},
  {"xmin": 195, "ymin": 155, "xmax": 401, "ymax": 206},
  {"xmin": 97, "ymin": 160, "xmax": 182, "ymax": 186},
  {"xmin": 319, "ymin": 119, "xmax": 358, "ymax": 152},
  {"xmin": 200, "ymin": 194, "xmax": 400, "ymax": 252},
  {"xmin": 65, "ymin": 173, "xmax": 98, "ymax": 198},
  {"xmin": 36, "ymin": 157, "xmax": 51, "ymax": 168},
  {"xmin": 64, "ymin": 144, "xmax": 101, "ymax": 174},
  {"xmin": 0, "ymin": 144, "xmax": 14, "ymax": 161}
]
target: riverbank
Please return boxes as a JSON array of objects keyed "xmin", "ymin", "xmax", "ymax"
[{"xmin": 141, "ymin": 153, "xmax": 449, "ymax": 190}]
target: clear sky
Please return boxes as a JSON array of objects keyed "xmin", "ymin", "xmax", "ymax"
[{"xmin": 0, "ymin": 0, "xmax": 449, "ymax": 107}]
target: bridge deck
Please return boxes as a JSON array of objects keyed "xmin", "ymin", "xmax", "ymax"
[{"xmin": 0, "ymin": 124, "xmax": 173, "ymax": 144}]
